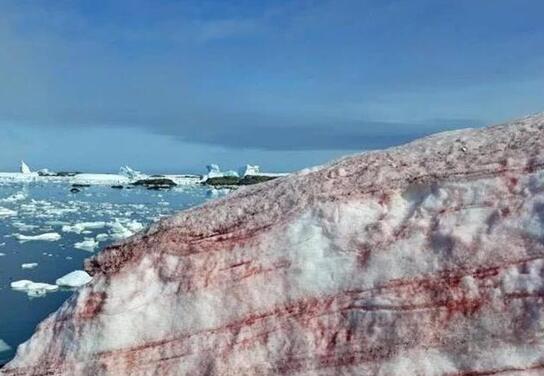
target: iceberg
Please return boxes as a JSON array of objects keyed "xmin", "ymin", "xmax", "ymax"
[
  {"xmin": 202, "ymin": 164, "xmax": 239, "ymax": 182},
  {"xmin": 119, "ymin": 166, "xmax": 146, "ymax": 181},
  {"xmin": 55, "ymin": 270, "xmax": 92, "ymax": 288},
  {"xmin": 238, "ymin": 164, "xmax": 260, "ymax": 177},
  {"xmin": 20, "ymin": 161, "xmax": 31, "ymax": 174}
]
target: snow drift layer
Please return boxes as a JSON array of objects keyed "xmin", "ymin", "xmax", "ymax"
[{"xmin": 3, "ymin": 114, "xmax": 544, "ymax": 375}]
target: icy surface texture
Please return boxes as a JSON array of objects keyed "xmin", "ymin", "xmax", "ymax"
[{"xmin": 3, "ymin": 114, "xmax": 544, "ymax": 375}]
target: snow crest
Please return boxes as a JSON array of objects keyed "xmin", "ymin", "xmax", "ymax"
[{"xmin": 3, "ymin": 113, "xmax": 544, "ymax": 376}]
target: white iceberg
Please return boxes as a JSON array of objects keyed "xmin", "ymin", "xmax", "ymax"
[
  {"xmin": 21, "ymin": 263, "xmax": 38, "ymax": 269},
  {"xmin": 10, "ymin": 280, "xmax": 58, "ymax": 297},
  {"xmin": 74, "ymin": 238, "xmax": 99, "ymax": 252},
  {"xmin": 55, "ymin": 270, "xmax": 92, "ymax": 288},
  {"xmin": 119, "ymin": 166, "xmax": 146, "ymax": 181},
  {"xmin": 15, "ymin": 232, "xmax": 61, "ymax": 242},
  {"xmin": 239, "ymin": 164, "xmax": 260, "ymax": 177},
  {"xmin": 20, "ymin": 161, "xmax": 31, "ymax": 174},
  {"xmin": 202, "ymin": 164, "xmax": 239, "ymax": 182}
]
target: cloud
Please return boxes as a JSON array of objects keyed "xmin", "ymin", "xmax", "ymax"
[{"xmin": 0, "ymin": 0, "xmax": 542, "ymax": 156}]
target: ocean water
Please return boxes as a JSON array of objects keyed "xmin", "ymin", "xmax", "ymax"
[{"xmin": 0, "ymin": 182, "xmax": 213, "ymax": 365}]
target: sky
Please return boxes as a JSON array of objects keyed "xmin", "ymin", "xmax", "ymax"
[{"xmin": 0, "ymin": 0, "xmax": 543, "ymax": 174}]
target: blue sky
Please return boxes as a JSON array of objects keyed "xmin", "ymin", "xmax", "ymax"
[{"xmin": 0, "ymin": 0, "xmax": 543, "ymax": 173}]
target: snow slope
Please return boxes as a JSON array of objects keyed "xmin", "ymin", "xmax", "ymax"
[{"xmin": 3, "ymin": 113, "xmax": 544, "ymax": 375}]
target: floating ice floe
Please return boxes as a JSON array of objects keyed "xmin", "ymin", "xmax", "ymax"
[
  {"xmin": 12, "ymin": 222, "xmax": 39, "ymax": 232},
  {"xmin": 74, "ymin": 238, "xmax": 99, "ymax": 252},
  {"xmin": 109, "ymin": 219, "xmax": 144, "ymax": 241},
  {"xmin": 21, "ymin": 263, "xmax": 38, "ymax": 269},
  {"xmin": 0, "ymin": 253, "xmax": 5, "ymax": 256},
  {"xmin": 0, "ymin": 207, "xmax": 17, "ymax": 218},
  {"xmin": 95, "ymin": 233, "xmax": 109, "ymax": 242},
  {"xmin": 10, "ymin": 280, "xmax": 58, "ymax": 297},
  {"xmin": 0, "ymin": 338, "xmax": 11, "ymax": 353},
  {"xmin": 55, "ymin": 270, "xmax": 92, "ymax": 288},
  {"xmin": 0, "ymin": 191, "xmax": 27, "ymax": 203},
  {"xmin": 15, "ymin": 232, "xmax": 61, "ymax": 242},
  {"xmin": 62, "ymin": 221, "xmax": 107, "ymax": 234}
]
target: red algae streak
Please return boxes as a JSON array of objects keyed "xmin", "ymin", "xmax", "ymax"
[{"xmin": 3, "ymin": 114, "xmax": 544, "ymax": 376}]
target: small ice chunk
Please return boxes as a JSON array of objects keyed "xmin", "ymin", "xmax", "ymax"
[
  {"xmin": 56, "ymin": 270, "xmax": 92, "ymax": 288},
  {"xmin": 15, "ymin": 232, "xmax": 61, "ymax": 242},
  {"xmin": 0, "ymin": 207, "xmax": 17, "ymax": 217},
  {"xmin": 21, "ymin": 262, "xmax": 38, "ymax": 269},
  {"xmin": 0, "ymin": 253, "xmax": 5, "ymax": 256},
  {"xmin": 0, "ymin": 338, "xmax": 11, "ymax": 353},
  {"xmin": 0, "ymin": 191, "xmax": 27, "ymax": 203},
  {"xmin": 95, "ymin": 233, "xmax": 109, "ymax": 242},
  {"xmin": 74, "ymin": 238, "xmax": 99, "ymax": 252},
  {"xmin": 11, "ymin": 280, "xmax": 58, "ymax": 297}
]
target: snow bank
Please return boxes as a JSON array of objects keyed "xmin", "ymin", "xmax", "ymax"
[
  {"xmin": 55, "ymin": 270, "xmax": 92, "ymax": 288},
  {"xmin": 5, "ymin": 113, "xmax": 544, "ymax": 375}
]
